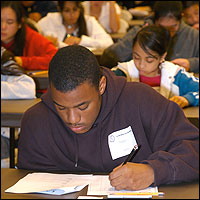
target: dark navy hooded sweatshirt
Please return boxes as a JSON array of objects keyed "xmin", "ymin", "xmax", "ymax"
[{"xmin": 17, "ymin": 67, "xmax": 199, "ymax": 186}]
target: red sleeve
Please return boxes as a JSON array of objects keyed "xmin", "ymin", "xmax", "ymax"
[{"xmin": 21, "ymin": 26, "xmax": 58, "ymax": 70}]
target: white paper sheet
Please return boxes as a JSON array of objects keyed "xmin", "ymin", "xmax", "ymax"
[
  {"xmin": 87, "ymin": 175, "xmax": 158, "ymax": 196},
  {"xmin": 5, "ymin": 172, "xmax": 158, "ymax": 197},
  {"xmin": 5, "ymin": 172, "xmax": 93, "ymax": 195}
]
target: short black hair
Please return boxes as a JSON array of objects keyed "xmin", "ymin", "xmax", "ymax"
[
  {"xmin": 182, "ymin": 1, "xmax": 199, "ymax": 9},
  {"xmin": 153, "ymin": 1, "xmax": 183, "ymax": 21},
  {"xmin": 49, "ymin": 45, "xmax": 102, "ymax": 92},
  {"xmin": 132, "ymin": 25, "xmax": 170, "ymax": 57}
]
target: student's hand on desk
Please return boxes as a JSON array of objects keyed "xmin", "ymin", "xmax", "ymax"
[
  {"xmin": 109, "ymin": 163, "xmax": 154, "ymax": 191},
  {"xmin": 171, "ymin": 58, "xmax": 190, "ymax": 71},
  {"xmin": 170, "ymin": 96, "xmax": 189, "ymax": 108},
  {"xmin": 14, "ymin": 56, "xmax": 23, "ymax": 66},
  {"xmin": 64, "ymin": 36, "xmax": 81, "ymax": 45},
  {"xmin": 193, "ymin": 23, "xmax": 199, "ymax": 30}
]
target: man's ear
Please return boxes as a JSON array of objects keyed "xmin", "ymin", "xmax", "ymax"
[{"xmin": 99, "ymin": 76, "xmax": 106, "ymax": 95}]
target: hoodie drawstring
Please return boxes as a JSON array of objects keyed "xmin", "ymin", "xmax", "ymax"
[{"xmin": 74, "ymin": 134, "xmax": 79, "ymax": 167}]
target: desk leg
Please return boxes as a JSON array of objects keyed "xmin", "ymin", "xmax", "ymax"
[{"xmin": 9, "ymin": 128, "xmax": 15, "ymax": 168}]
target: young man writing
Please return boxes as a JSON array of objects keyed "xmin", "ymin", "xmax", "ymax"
[{"xmin": 17, "ymin": 45, "xmax": 199, "ymax": 191}]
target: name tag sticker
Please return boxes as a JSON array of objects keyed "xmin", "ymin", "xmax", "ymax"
[{"xmin": 108, "ymin": 126, "xmax": 137, "ymax": 160}]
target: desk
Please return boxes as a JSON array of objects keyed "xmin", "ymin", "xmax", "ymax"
[
  {"xmin": 110, "ymin": 32, "xmax": 126, "ymax": 42},
  {"xmin": 28, "ymin": 71, "xmax": 49, "ymax": 91},
  {"xmin": 183, "ymin": 106, "xmax": 199, "ymax": 128},
  {"xmin": 1, "ymin": 168, "xmax": 89, "ymax": 199},
  {"xmin": 1, "ymin": 99, "xmax": 41, "ymax": 168},
  {"xmin": 27, "ymin": 48, "xmax": 105, "ymax": 91},
  {"xmin": 1, "ymin": 168, "xmax": 199, "ymax": 199},
  {"xmin": 128, "ymin": 19, "xmax": 144, "ymax": 27}
]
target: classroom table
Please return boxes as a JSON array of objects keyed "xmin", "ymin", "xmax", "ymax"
[
  {"xmin": 26, "ymin": 49, "xmax": 105, "ymax": 91},
  {"xmin": 128, "ymin": 19, "xmax": 144, "ymax": 27},
  {"xmin": 1, "ymin": 168, "xmax": 199, "ymax": 199},
  {"xmin": 183, "ymin": 106, "xmax": 199, "ymax": 128},
  {"xmin": 1, "ymin": 98, "xmax": 41, "ymax": 168},
  {"xmin": 110, "ymin": 32, "xmax": 126, "ymax": 42},
  {"xmin": 28, "ymin": 71, "xmax": 49, "ymax": 91},
  {"xmin": 1, "ymin": 98, "xmax": 199, "ymax": 168}
]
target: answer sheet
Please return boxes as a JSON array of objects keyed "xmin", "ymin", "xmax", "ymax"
[
  {"xmin": 5, "ymin": 173, "xmax": 93, "ymax": 195},
  {"xmin": 87, "ymin": 175, "xmax": 158, "ymax": 195},
  {"xmin": 5, "ymin": 172, "xmax": 158, "ymax": 196}
]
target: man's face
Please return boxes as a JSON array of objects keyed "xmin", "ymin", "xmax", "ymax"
[
  {"xmin": 155, "ymin": 16, "xmax": 180, "ymax": 37},
  {"xmin": 51, "ymin": 78, "xmax": 106, "ymax": 134}
]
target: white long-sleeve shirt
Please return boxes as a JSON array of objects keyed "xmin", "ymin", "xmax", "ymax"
[
  {"xmin": 82, "ymin": 1, "xmax": 121, "ymax": 33},
  {"xmin": 37, "ymin": 12, "xmax": 114, "ymax": 49}
]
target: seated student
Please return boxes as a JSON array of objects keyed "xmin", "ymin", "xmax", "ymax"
[
  {"xmin": 1, "ymin": 46, "xmax": 36, "ymax": 168},
  {"xmin": 100, "ymin": 1, "xmax": 199, "ymax": 73},
  {"xmin": 1, "ymin": 1, "xmax": 58, "ymax": 71},
  {"xmin": 182, "ymin": 1, "xmax": 199, "ymax": 30},
  {"xmin": 37, "ymin": 1, "xmax": 114, "ymax": 49},
  {"xmin": 17, "ymin": 45, "xmax": 198, "ymax": 191},
  {"xmin": 20, "ymin": 1, "xmax": 58, "ymax": 22},
  {"xmin": 112, "ymin": 25, "xmax": 199, "ymax": 108},
  {"xmin": 82, "ymin": 1, "xmax": 121, "ymax": 33}
]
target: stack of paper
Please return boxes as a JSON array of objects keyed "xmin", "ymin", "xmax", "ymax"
[
  {"xmin": 5, "ymin": 173, "xmax": 93, "ymax": 195},
  {"xmin": 5, "ymin": 172, "xmax": 164, "ymax": 198}
]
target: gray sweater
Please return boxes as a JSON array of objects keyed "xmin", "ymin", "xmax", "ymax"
[{"xmin": 100, "ymin": 19, "xmax": 199, "ymax": 73}]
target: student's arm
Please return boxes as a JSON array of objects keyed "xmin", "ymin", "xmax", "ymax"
[
  {"xmin": 171, "ymin": 57, "xmax": 199, "ymax": 73},
  {"xmin": 20, "ymin": 27, "xmax": 57, "ymax": 70},
  {"xmin": 79, "ymin": 16, "xmax": 114, "ymax": 49},
  {"xmin": 110, "ymin": 86, "xmax": 199, "ymax": 190},
  {"xmin": 109, "ymin": 1, "xmax": 120, "ymax": 33},
  {"xmin": 172, "ymin": 69, "xmax": 199, "ymax": 107},
  {"xmin": 100, "ymin": 25, "xmax": 141, "ymax": 68}
]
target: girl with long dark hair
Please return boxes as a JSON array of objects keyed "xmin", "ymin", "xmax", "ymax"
[{"xmin": 1, "ymin": 1, "xmax": 57, "ymax": 70}]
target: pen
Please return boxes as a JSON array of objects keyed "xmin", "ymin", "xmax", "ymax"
[
  {"xmin": 111, "ymin": 192, "xmax": 165, "ymax": 196},
  {"xmin": 29, "ymin": 70, "xmax": 48, "ymax": 75},
  {"xmin": 122, "ymin": 144, "xmax": 141, "ymax": 165}
]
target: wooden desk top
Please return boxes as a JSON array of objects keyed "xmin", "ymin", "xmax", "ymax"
[
  {"xmin": 1, "ymin": 98, "xmax": 41, "ymax": 127},
  {"xmin": 110, "ymin": 32, "xmax": 126, "ymax": 41},
  {"xmin": 128, "ymin": 19, "xmax": 144, "ymax": 26},
  {"xmin": 27, "ymin": 71, "xmax": 49, "ymax": 90},
  {"xmin": 1, "ymin": 168, "xmax": 88, "ymax": 199},
  {"xmin": 1, "ymin": 97, "xmax": 198, "ymax": 127},
  {"xmin": 183, "ymin": 106, "xmax": 199, "ymax": 118},
  {"xmin": 1, "ymin": 168, "xmax": 199, "ymax": 199}
]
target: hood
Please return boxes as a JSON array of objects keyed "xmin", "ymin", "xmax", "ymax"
[
  {"xmin": 41, "ymin": 67, "xmax": 127, "ymax": 127},
  {"xmin": 94, "ymin": 67, "xmax": 127, "ymax": 125}
]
